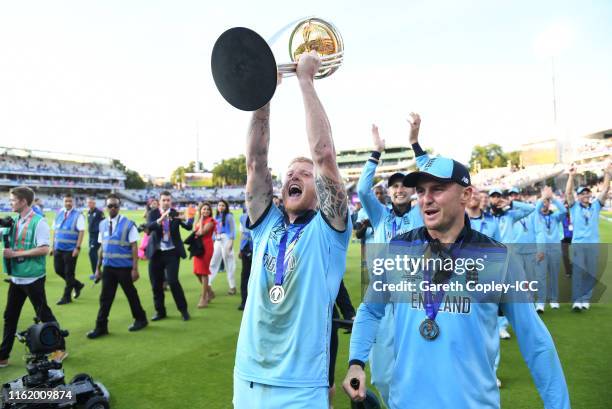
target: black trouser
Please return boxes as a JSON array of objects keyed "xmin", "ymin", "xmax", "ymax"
[
  {"xmin": 88, "ymin": 236, "xmax": 101, "ymax": 274},
  {"xmin": 0, "ymin": 277, "xmax": 62, "ymax": 360},
  {"xmin": 54, "ymin": 249, "xmax": 82, "ymax": 300},
  {"xmin": 561, "ymin": 237, "xmax": 572, "ymax": 276},
  {"xmin": 329, "ymin": 306, "xmax": 340, "ymax": 388},
  {"xmin": 148, "ymin": 249, "xmax": 187, "ymax": 314},
  {"xmin": 239, "ymin": 253, "xmax": 252, "ymax": 307},
  {"xmin": 96, "ymin": 266, "xmax": 147, "ymax": 329}
]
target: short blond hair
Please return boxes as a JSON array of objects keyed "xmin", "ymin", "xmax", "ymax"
[{"xmin": 288, "ymin": 157, "xmax": 314, "ymax": 167}]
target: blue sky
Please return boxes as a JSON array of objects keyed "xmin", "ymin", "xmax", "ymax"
[{"xmin": 0, "ymin": 0, "xmax": 610, "ymax": 177}]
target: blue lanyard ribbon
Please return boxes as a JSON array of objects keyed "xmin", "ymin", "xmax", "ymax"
[
  {"xmin": 582, "ymin": 207, "xmax": 591, "ymax": 226},
  {"xmin": 423, "ymin": 267, "xmax": 446, "ymax": 321},
  {"xmin": 422, "ymin": 240, "xmax": 462, "ymax": 321},
  {"xmin": 543, "ymin": 213, "xmax": 552, "ymax": 232},
  {"xmin": 274, "ymin": 223, "xmax": 307, "ymax": 286}
]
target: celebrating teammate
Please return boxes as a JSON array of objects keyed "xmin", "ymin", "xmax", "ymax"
[
  {"xmin": 354, "ymin": 114, "xmax": 424, "ymax": 405},
  {"xmin": 232, "ymin": 51, "xmax": 351, "ymax": 409},
  {"xmin": 533, "ymin": 186, "xmax": 566, "ymax": 313},
  {"xmin": 565, "ymin": 162, "xmax": 611, "ymax": 310},
  {"xmin": 344, "ymin": 155, "xmax": 570, "ymax": 409}
]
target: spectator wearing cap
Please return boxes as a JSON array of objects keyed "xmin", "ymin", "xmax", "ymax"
[{"xmin": 565, "ymin": 163, "xmax": 611, "ymax": 311}]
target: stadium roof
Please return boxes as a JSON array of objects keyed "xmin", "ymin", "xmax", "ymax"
[
  {"xmin": 582, "ymin": 129, "xmax": 612, "ymax": 140},
  {"xmin": 0, "ymin": 146, "xmax": 117, "ymax": 164},
  {"xmin": 336, "ymin": 146, "xmax": 414, "ymax": 164}
]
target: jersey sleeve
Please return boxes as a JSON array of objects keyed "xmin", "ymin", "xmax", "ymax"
[
  {"xmin": 348, "ymin": 301, "xmax": 387, "ymax": 365},
  {"xmin": 357, "ymin": 160, "xmax": 386, "ymax": 229},
  {"xmin": 552, "ymin": 199, "xmax": 567, "ymax": 222},
  {"xmin": 502, "ymin": 301, "xmax": 570, "ymax": 409},
  {"xmin": 246, "ymin": 202, "xmax": 283, "ymax": 243},
  {"xmin": 317, "ymin": 210, "xmax": 353, "ymax": 250},
  {"xmin": 509, "ymin": 201, "xmax": 535, "ymax": 222},
  {"xmin": 593, "ymin": 199, "xmax": 603, "ymax": 212}
]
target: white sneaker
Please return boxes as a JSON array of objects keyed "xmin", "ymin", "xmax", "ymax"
[
  {"xmin": 499, "ymin": 328, "xmax": 511, "ymax": 339},
  {"xmin": 535, "ymin": 303, "xmax": 545, "ymax": 314},
  {"xmin": 550, "ymin": 302, "xmax": 560, "ymax": 309},
  {"xmin": 497, "ymin": 378, "xmax": 502, "ymax": 388},
  {"xmin": 581, "ymin": 302, "xmax": 590, "ymax": 310},
  {"xmin": 572, "ymin": 302, "xmax": 582, "ymax": 312}
]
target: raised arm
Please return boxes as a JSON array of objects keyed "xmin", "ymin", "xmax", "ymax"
[
  {"xmin": 407, "ymin": 112, "xmax": 430, "ymax": 169},
  {"xmin": 597, "ymin": 162, "xmax": 611, "ymax": 206},
  {"xmin": 297, "ymin": 51, "xmax": 347, "ymax": 231},
  {"xmin": 245, "ymin": 103, "xmax": 274, "ymax": 224},
  {"xmin": 508, "ymin": 200, "xmax": 535, "ymax": 222},
  {"xmin": 565, "ymin": 165, "xmax": 576, "ymax": 207},
  {"xmin": 357, "ymin": 125, "xmax": 386, "ymax": 229}
]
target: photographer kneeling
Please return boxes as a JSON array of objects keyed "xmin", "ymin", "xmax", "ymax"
[{"xmin": 0, "ymin": 186, "xmax": 67, "ymax": 368}]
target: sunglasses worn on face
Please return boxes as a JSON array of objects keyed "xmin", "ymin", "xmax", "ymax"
[{"xmin": 107, "ymin": 204, "xmax": 119, "ymax": 209}]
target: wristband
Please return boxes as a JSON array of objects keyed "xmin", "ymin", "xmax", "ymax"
[
  {"xmin": 368, "ymin": 151, "xmax": 381, "ymax": 164},
  {"xmin": 349, "ymin": 359, "xmax": 365, "ymax": 369},
  {"xmin": 411, "ymin": 142, "xmax": 426, "ymax": 157}
]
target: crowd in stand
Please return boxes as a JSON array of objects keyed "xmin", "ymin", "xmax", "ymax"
[{"xmin": 0, "ymin": 154, "xmax": 124, "ymax": 178}]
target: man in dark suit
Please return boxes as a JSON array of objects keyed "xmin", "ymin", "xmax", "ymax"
[
  {"xmin": 86, "ymin": 197, "xmax": 105, "ymax": 280},
  {"xmin": 145, "ymin": 191, "xmax": 192, "ymax": 321}
]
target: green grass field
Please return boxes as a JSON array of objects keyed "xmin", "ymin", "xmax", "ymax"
[{"xmin": 1, "ymin": 210, "xmax": 611, "ymax": 408}]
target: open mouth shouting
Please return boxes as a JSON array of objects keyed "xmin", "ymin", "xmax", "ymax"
[{"xmin": 288, "ymin": 184, "xmax": 303, "ymax": 199}]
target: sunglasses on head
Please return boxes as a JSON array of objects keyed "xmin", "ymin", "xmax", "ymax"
[{"xmin": 107, "ymin": 203, "xmax": 119, "ymax": 209}]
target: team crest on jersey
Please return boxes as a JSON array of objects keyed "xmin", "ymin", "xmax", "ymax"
[
  {"xmin": 423, "ymin": 158, "xmax": 437, "ymax": 170},
  {"xmin": 262, "ymin": 252, "xmax": 297, "ymax": 275},
  {"xmin": 270, "ymin": 223, "xmax": 285, "ymax": 240}
]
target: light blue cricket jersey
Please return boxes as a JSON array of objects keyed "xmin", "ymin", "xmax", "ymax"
[
  {"xmin": 357, "ymin": 160, "xmax": 423, "ymax": 244},
  {"xmin": 491, "ymin": 201, "xmax": 535, "ymax": 243},
  {"xmin": 356, "ymin": 207, "xmax": 376, "ymax": 244},
  {"xmin": 512, "ymin": 210, "xmax": 537, "ymax": 253},
  {"xmin": 468, "ymin": 211, "xmax": 500, "ymax": 241},
  {"xmin": 533, "ymin": 199, "xmax": 567, "ymax": 249},
  {"xmin": 349, "ymin": 224, "xmax": 570, "ymax": 409},
  {"xmin": 234, "ymin": 204, "xmax": 352, "ymax": 387},
  {"xmin": 570, "ymin": 199, "xmax": 602, "ymax": 243}
]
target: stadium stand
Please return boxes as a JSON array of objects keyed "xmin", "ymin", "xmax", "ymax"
[
  {"xmin": 0, "ymin": 147, "xmax": 128, "ymax": 211},
  {"xmin": 120, "ymin": 186, "xmax": 246, "ymax": 205}
]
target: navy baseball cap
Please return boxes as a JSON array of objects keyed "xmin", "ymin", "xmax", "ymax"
[
  {"xmin": 388, "ymin": 172, "xmax": 406, "ymax": 188},
  {"xmin": 403, "ymin": 156, "xmax": 471, "ymax": 187},
  {"xmin": 488, "ymin": 188, "xmax": 503, "ymax": 196},
  {"xmin": 576, "ymin": 186, "xmax": 591, "ymax": 195},
  {"xmin": 508, "ymin": 187, "xmax": 520, "ymax": 194}
]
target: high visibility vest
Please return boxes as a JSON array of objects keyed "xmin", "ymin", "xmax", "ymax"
[
  {"xmin": 100, "ymin": 216, "xmax": 135, "ymax": 268},
  {"xmin": 5, "ymin": 213, "xmax": 46, "ymax": 278},
  {"xmin": 54, "ymin": 209, "xmax": 80, "ymax": 251}
]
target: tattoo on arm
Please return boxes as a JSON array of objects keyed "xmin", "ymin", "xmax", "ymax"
[
  {"xmin": 245, "ymin": 106, "xmax": 273, "ymax": 222},
  {"xmin": 315, "ymin": 174, "xmax": 348, "ymax": 229}
]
